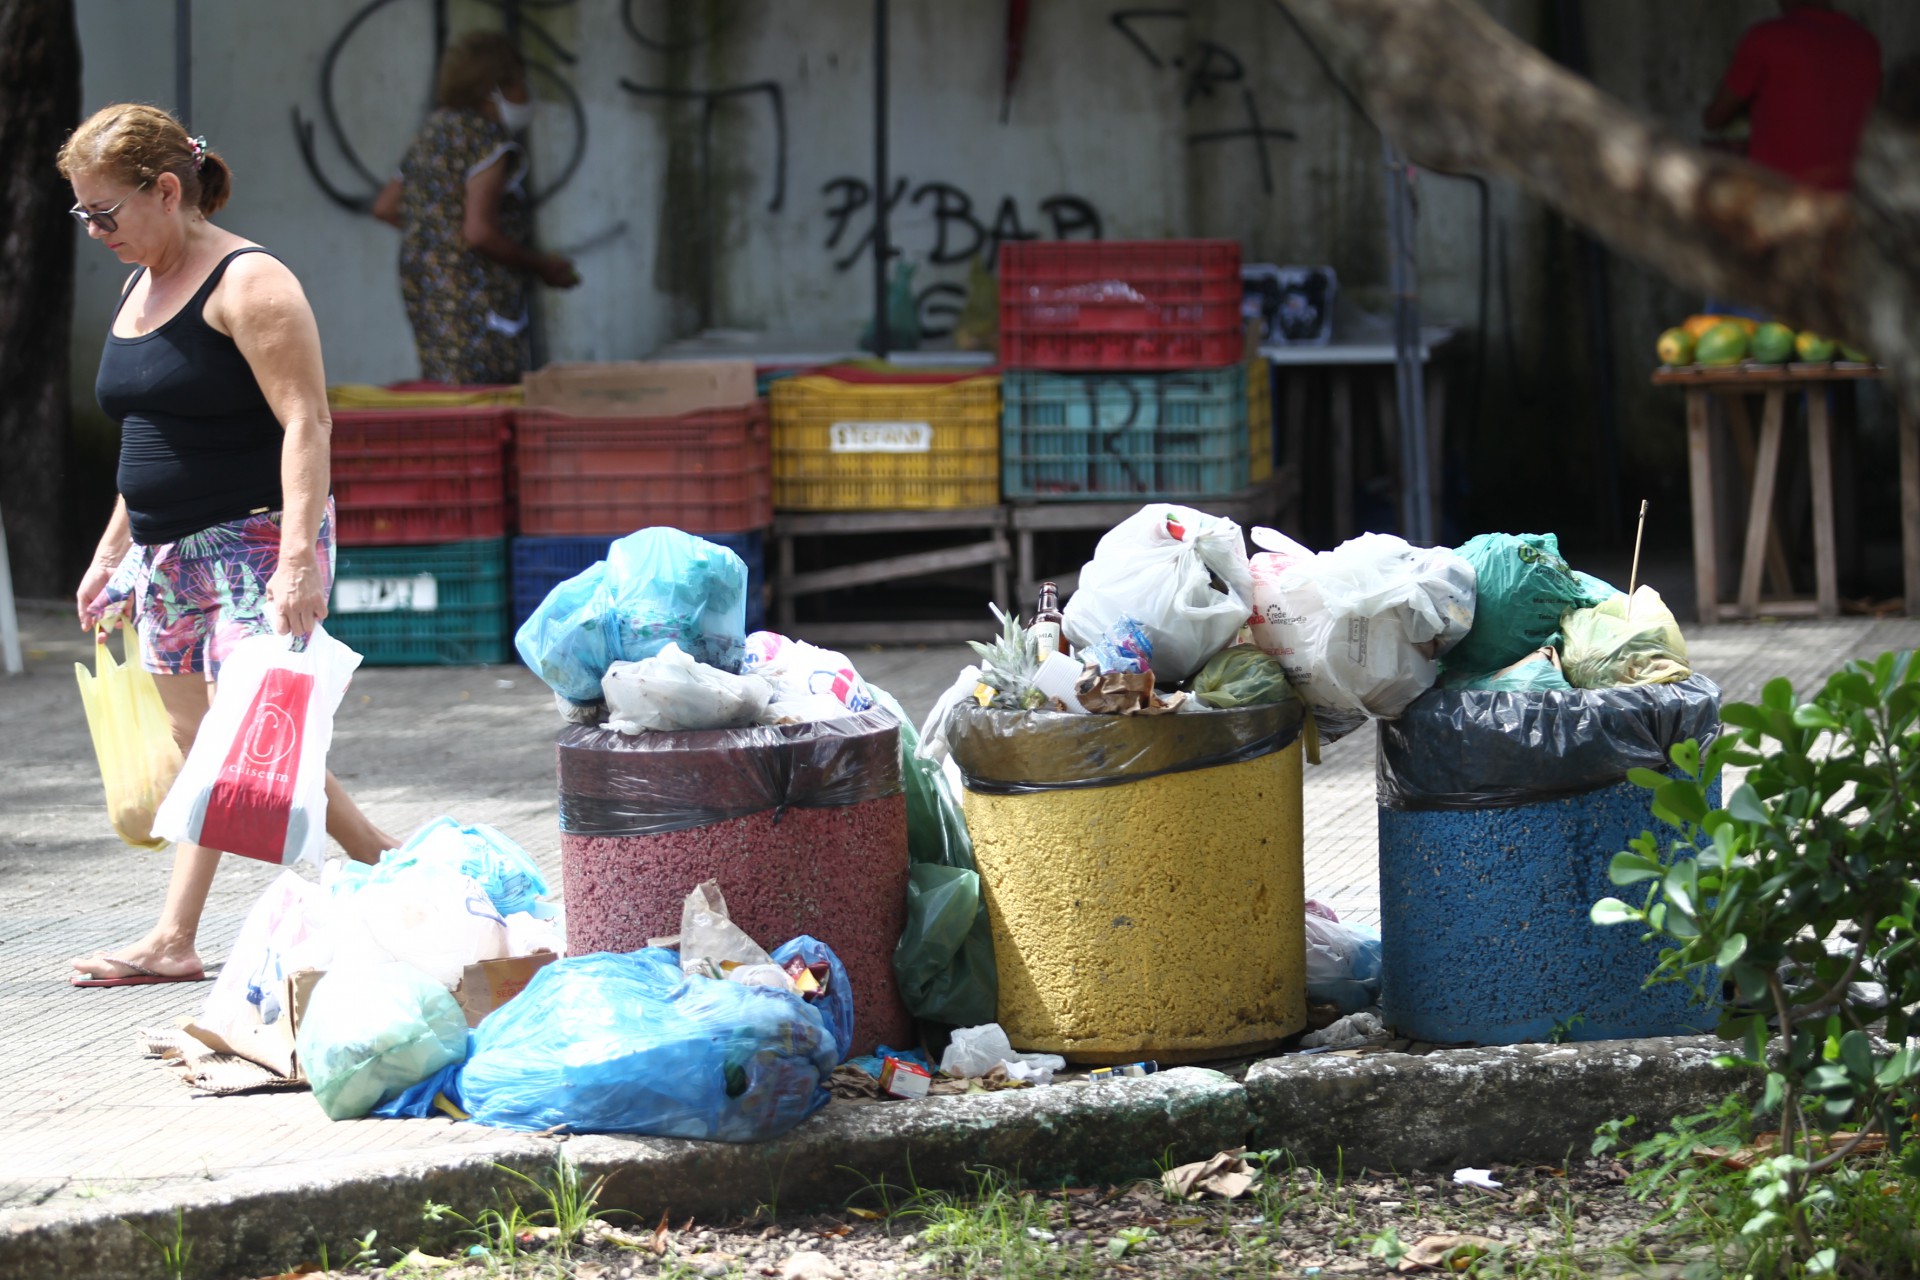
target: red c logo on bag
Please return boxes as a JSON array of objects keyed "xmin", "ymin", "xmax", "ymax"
[{"xmin": 199, "ymin": 667, "xmax": 313, "ymax": 862}]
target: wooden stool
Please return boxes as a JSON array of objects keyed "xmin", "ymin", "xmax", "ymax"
[{"xmin": 1654, "ymin": 364, "xmax": 1920, "ymax": 623}]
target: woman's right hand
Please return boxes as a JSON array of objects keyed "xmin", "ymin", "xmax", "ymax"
[
  {"xmin": 76, "ymin": 560, "xmax": 128, "ymax": 632},
  {"xmin": 536, "ymin": 253, "xmax": 581, "ymax": 288}
]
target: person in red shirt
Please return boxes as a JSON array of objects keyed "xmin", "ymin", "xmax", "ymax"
[{"xmin": 1703, "ymin": 2, "xmax": 1882, "ymax": 191}]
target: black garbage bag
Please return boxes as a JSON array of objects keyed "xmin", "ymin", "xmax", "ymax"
[{"xmin": 1376, "ymin": 674, "xmax": 1721, "ymax": 811}]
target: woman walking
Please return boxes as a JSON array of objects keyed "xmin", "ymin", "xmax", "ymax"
[
  {"xmin": 60, "ymin": 104, "xmax": 397, "ymax": 987},
  {"xmin": 373, "ymin": 30, "xmax": 578, "ymax": 384}
]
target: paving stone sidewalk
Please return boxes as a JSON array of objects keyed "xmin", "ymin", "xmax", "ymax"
[{"xmin": 3, "ymin": 596, "xmax": 1916, "ymax": 1215}]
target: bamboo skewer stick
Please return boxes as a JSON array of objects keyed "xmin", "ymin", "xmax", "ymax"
[{"xmin": 1628, "ymin": 499, "xmax": 1650, "ymax": 609}]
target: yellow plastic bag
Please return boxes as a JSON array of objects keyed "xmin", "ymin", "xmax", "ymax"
[
  {"xmin": 1561, "ymin": 586, "xmax": 1691, "ymax": 689},
  {"xmin": 74, "ymin": 628, "xmax": 184, "ymax": 849}
]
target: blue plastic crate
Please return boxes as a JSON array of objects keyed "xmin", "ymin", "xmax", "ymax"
[
  {"xmin": 328, "ymin": 538, "xmax": 510, "ymax": 666},
  {"xmin": 510, "ymin": 531, "xmax": 766, "ymax": 635},
  {"xmin": 1001, "ymin": 367, "xmax": 1250, "ymax": 500}
]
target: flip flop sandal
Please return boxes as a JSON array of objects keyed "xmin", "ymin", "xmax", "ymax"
[{"xmin": 70, "ymin": 954, "xmax": 208, "ymax": 988}]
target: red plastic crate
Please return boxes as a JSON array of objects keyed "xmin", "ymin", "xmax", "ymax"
[
  {"xmin": 999, "ymin": 240, "xmax": 1245, "ymax": 370},
  {"xmin": 330, "ymin": 406, "xmax": 511, "ymax": 545},
  {"xmin": 515, "ymin": 403, "xmax": 773, "ymax": 536}
]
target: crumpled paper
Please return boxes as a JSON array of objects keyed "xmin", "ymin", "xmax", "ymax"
[
  {"xmin": 1074, "ymin": 669, "xmax": 1187, "ymax": 715},
  {"xmin": 1397, "ymin": 1233, "xmax": 1500, "ymax": 1272},
  {"xmin": 1161, "ymin": 1148, "xmax": 1257, "ymax": 1201}
]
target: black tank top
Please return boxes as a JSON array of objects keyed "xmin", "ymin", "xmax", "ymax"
[{"xmin": 96, "ymin": 247, "xmax": 286, "ymax": 545}]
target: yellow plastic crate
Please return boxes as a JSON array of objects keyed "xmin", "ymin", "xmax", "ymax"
[
  {"xmin": 327, "ymin": 383, "xmax": 523, "ymax": 410},
  {"xmin": 1248, "ymin": 357, "xmax": 1273, "ymax": 484},
  {"xmin": 771, "ymin": 374, "xmax": 1001, "ymax": 510}
]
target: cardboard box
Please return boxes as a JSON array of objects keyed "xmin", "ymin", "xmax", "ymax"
[
  {"xmin": 453, "ymin": 951, "xmax": 558, "ymax": 1027},
  {"xmin": 182, "ymin": 967, "xmax": 320, "ymax": 1082},
  {"xmin": 522, "ymin": 361, "xmax": 756, "ymax": 418},
  {"xmin": 878, "ymin": 1056, "xmax": 933, "ymax": 1100}
]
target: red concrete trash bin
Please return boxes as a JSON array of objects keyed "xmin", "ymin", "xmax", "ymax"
[{"xmin": 556, "ymin": 710, "xmax": 911, "ymax": 1055}]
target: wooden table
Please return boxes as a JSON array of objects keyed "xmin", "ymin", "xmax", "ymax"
[
  {"xmin": 1260, "ymin": 328, "xmax": 1453, "ymax": 541},
  {"xmin": 1006, "ymin": 476, "xmax": 1297, "ymax": 606},
  {"xmin": 1651, "ymin": 363, "xmax": 1918, "ymax": 623}
]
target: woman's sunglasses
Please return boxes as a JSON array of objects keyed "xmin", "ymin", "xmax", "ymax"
[{"xmin": 69, "ymin": 181, "xmax": 149, "ymax": 235}]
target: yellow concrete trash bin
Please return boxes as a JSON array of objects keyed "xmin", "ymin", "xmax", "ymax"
[{"xmin": 948, "ymin": 702, "xmax": 1307, "ymax": 1065}]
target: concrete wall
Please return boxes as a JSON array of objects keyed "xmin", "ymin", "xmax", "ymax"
[{"xmin": 63, "ymin": 1, "xmax": 1920, "ymax": 553}]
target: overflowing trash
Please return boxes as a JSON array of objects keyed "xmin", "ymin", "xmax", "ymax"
[
  {"xmin": 392, "ymin": 947, "xmax": 841, "ymax": 1140},
  {"xmin": 122, "ymin": 506, "xmax": 1720, "ymax": 1132},
  {"xmin": 514, "ymin": 527, "xmax": 753, "ymax": 719}
]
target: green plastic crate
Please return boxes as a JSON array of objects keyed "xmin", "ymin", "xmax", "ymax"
[
  {"xmin": 1001, "ymin": 366, "xmax": 1249, "ymax": 500},
  {"xmin": 327, "ymin": 538, "xmax": 510, "ymax": 666}
]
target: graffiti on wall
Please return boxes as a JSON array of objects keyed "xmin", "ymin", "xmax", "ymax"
[
  {"xmin": 1109, "ymin": 7, "xmax": 1297, "ymax": 195},
  {"xmin": 820, "ymin": 177, "xmax": 1101, "ymax": 273}
]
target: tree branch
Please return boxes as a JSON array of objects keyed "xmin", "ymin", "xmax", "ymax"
[{"xmin": 1278, "ymin": 0, "xmax": 1920, "ymax": 408}]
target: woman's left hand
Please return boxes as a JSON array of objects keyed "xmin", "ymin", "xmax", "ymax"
[{"xmin": 267, "ymin": 552, "xmax": 329, "ymax": 637}]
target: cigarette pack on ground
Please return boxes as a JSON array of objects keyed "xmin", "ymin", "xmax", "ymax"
[{"xmin": 878, "ymin": 1056, "xmax": 932, "ymax": 1099}]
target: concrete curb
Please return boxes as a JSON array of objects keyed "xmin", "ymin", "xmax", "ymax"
[{"xmin": 0, "ymin": 1038, "xmax": 1745, "ymax": 1280}]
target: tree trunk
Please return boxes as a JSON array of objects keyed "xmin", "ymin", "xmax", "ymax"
[
  {"xmin": 0, "ymin": 0, "xmax": 81, "ymax": 599},
  {"xmin": 1279, "ymin": 0, "xmax": 1920, "ymax": 409}
]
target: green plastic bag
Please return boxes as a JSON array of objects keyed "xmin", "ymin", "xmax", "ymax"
[
  {"xmin": 1192, "ymin": 645, "xmax": 1298, "ymax": 709},
  {"xmin": 297, "ymin": 962, "xmax": 469, "ymax": 1120},
  {"xmin": 1560, "ymin": 586, "xmax": 1691, "ymax": 689},
  {"xmin": 1444, "ymin": 532, "xmax": 1606, "ymax": 676},
  {"xmin": 869, "ymin": 686, "xmax": 997, "ymax": 1028},
  {"xmin": 1449, "ymin": 646, "xmax": 1573, "ymax": 692}
]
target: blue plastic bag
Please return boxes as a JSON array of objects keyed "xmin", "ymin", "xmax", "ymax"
[
  {"xmin": 1304, "ymin": 913, "xmax": 1383, "ymax": 1014},
  {"xmin": 396, "ymin": 817, "xmax": 556, "ymax": 919},
  {"xmin": 450, "ymin": 950, "xmax": 837, "ymax": 1140},
  {"xmin": 296, "ymin": 962, "xmax": 471, "ymax": 1120},
  {"xmin": 771, "ymin": 934, "xmax": 855, "ymax": 1065},
  {"xmin": 514, "ymin": 529, "xmax": 750, "ymax": 706}
]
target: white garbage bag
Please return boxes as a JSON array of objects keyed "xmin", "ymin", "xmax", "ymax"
[
  {"xmin": 1247, "ymin": 529, "xmax": 1475, "ymax": 741},
  {"xmin": 1062, "ymin": 504, "xmax": 1256, "ymax": 683},
  {"xmin": 601, "ymin": 642, "xmax": 774, "ymax": 733}
]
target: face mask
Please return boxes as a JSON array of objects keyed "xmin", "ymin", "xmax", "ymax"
[{"xmin": 490, "ymin": 87, "xmax": 533, "ymax": 134}]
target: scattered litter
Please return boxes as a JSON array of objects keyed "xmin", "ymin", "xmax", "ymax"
[
  {"xmin": 1398, "ymin": 1233, "xmax": 1500, "ymax": 1272},
  {"xmin": 1088, "ymin": 1060, "xmax": 1159, "ymax": 1081},
  {"xmin": 779, "ymin": 1251, "xmax": 845, "ymax": 1280},
  {"xmin": 1299, "ymin": 1011, "xmax": 1386, "ymax": 1050},
  {"xmin": 1161, "ymin": 1149, "xmax": 1257, "ymax": 1201},
  {"xmin": 878, "ymin": 1056, "xmax": 932, "ymax": 1099}
]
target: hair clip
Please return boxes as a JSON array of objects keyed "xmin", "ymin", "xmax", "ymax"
[{"xmin": 187, "ymin": 135, "xmax": 208, "ymax": 171}]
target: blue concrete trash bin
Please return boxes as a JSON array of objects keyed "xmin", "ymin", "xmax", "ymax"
[{"xmin": 1375, "ymin": 676, "xmax": 1722, "ymax": 1045}]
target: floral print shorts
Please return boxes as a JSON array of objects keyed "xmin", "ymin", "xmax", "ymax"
[{"xmin": 105, "ymin": 500, "xmax": 336, "ymax": 681}]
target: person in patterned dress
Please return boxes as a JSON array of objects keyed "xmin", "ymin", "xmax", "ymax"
[{"xmin": 373, "ymin": 31, "xmax": 577, "ymax": 385}]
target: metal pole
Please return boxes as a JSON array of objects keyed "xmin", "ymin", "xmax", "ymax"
[
  {"xmin": 174, "ymin": 0, "xmax": 192, "ymax": 130},
  {"xmin": 872, "ymin": 0, "xmax": 891, "ymax": 360},
  {"xmin": 0, "ymin": 502, "xmax": 22, "ymax": 676},
  {"xmin": 1382, "ymin": 137, "xmax": 1434, "ymax": 545}
]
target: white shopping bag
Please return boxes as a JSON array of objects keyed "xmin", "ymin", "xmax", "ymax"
[
  {"xmin": 1248, "ymin": 529, "xmax": 1475, "ymax": 741},
  {"xmin": 1061, "ymin": 504, "xmax": 1256, "ymax": 683},
  {"xmin": 152, "ymin": 625, "xmax": 360, "ymax": 866}
]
